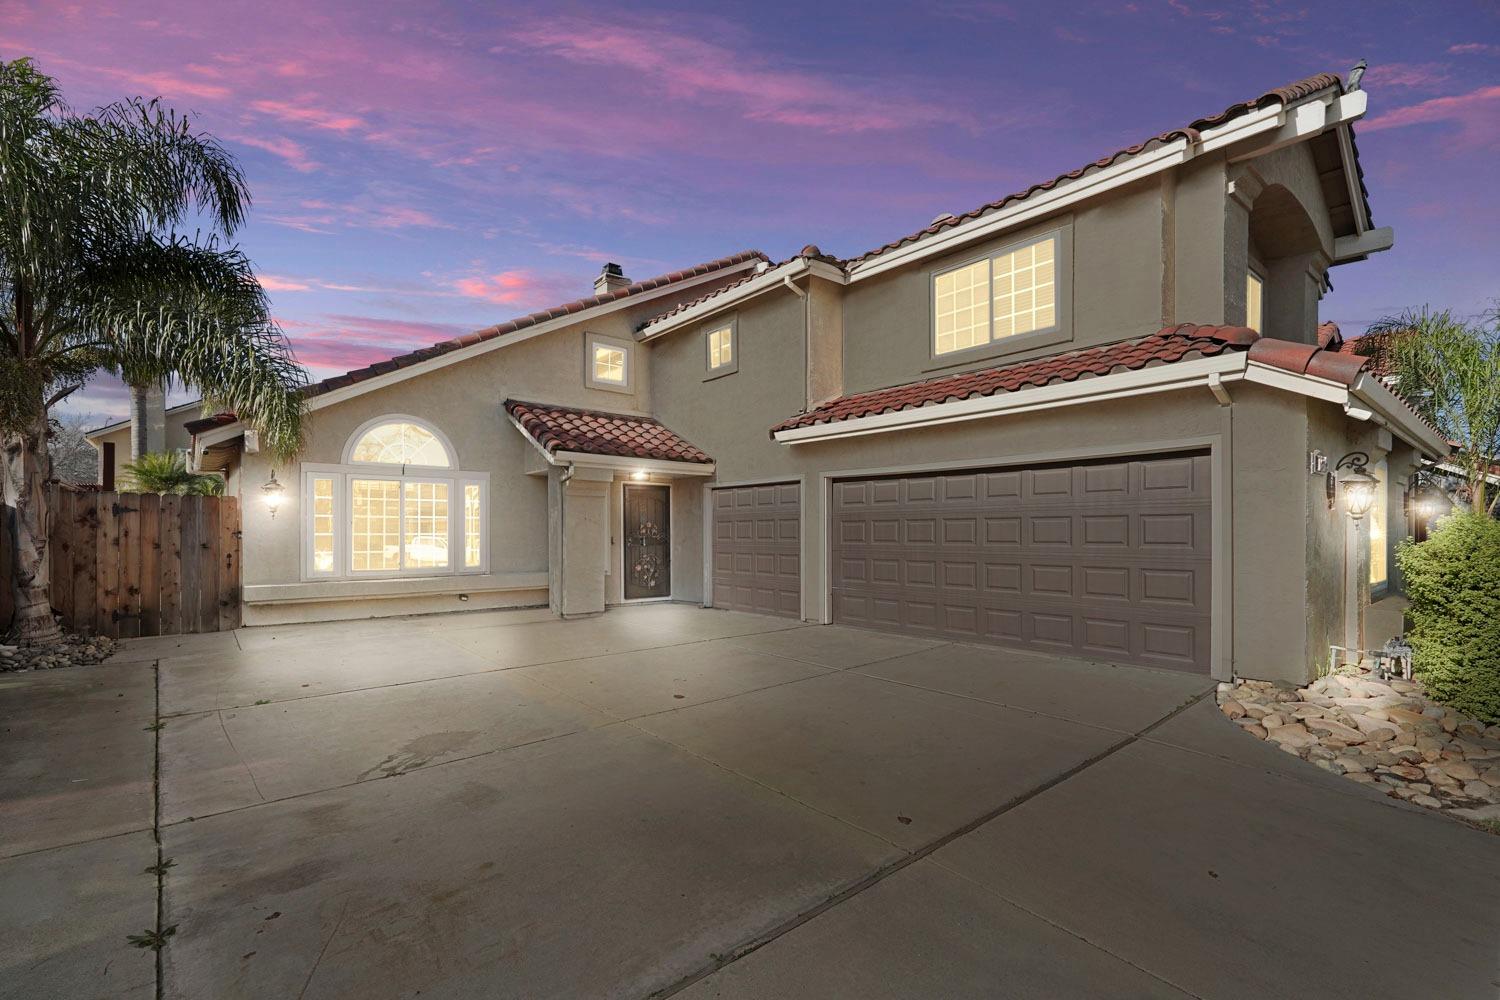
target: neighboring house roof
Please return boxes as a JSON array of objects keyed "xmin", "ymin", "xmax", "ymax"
[
  {"xmin": 504, "ymin": 399, "xmax": 713, "ymax": 464},
  {"xmin": 1329, "ymin": 327, "xmax": 1406, "ymax": 378},
  {"xmin": 846, "ymin": 71, "xmax": 1363, "ymax": 268},
  {"xmin": 305, "ymin": 250, "xmax": 766, "ymax": 401},
  {"xmin": 183, "ymin": 412, "xmax": 239, "ymax": 436},
  {"xmin": 770, "ymin": 324, "xmax": 1369, "ymax": 434},
  {"xmin": 86, "ymin": 399, "xmax": 203, "ymax": 440}
]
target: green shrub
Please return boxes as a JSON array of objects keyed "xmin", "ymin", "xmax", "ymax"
[
  {"xmin": 1397, "ymin": 512, "xmax": 1500, "ymax": 723},
  {"xmin": 120, "ymin": 451, "xmax": 225, "ymax": 496}
]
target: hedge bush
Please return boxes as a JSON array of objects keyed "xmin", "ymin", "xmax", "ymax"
[{"xmin": 1396, "ymin": 512, "xmax": 1500, "ymax": 723}]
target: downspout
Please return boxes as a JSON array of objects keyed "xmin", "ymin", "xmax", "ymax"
[
  {"xmin": 557, "ymin": 460, "xmax": 575, "ymax": 616},
  {"xmin": 782, "ymin": 274, "xmax": 809, "ymax": 409},
  {"xmin": 1208, "ymin": 372, "xmax": 1233, "ymax": 681}
]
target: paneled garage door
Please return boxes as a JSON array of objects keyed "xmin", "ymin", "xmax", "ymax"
[
  {"xmin": 831, "ymin": 453, "xmax": 1212, "ymax": 672},
  {"xmin": 712, "ymin": 483, "xmax": 802, "ymax": 618}
]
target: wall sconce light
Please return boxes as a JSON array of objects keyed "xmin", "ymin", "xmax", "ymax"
[
  {"xmin": 261, "ymin": 469, "xmax": 286, "ymax": 519},
  {"xmin": 631, "ymin": 469, "xmax": 648, "ymax": 481},
  {"xmin": 1332, "ymin": 452, "xmax": 1379, "ymax": 520}
]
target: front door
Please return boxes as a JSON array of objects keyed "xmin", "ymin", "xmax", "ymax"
[{"xmin": 623, "ymin": 484, "xmax": 671, "ymax": 600}]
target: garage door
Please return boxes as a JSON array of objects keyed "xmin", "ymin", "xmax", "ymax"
[
  {"xmin": 831, "ymin": 453, "xmax": 1211, "ymax": 672},
  {"xmin": 712, "ymin": 483, "xmax": 801, "ymax": 618}
]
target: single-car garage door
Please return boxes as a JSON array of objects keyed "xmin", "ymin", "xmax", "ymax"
[
  {"xmin": 712, "ymin": 483, "xmax": 801, "ymax": 618},
  {"xmin": 831, "ymin": 453, "xmax": 1211, "ymax": 672}
]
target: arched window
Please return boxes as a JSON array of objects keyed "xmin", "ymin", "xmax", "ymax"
[{"xmin": 301, "ymin": 416, "xmax": 487, "ymax": 580}]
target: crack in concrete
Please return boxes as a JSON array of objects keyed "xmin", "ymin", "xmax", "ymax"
[{"xmin": 217, "ymin": 710, "xmax": 267, "ymax": 802}]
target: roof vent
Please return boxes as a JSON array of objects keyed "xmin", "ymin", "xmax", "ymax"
[
  {"xmin": 930, "ymin": 213, "xmax": 958, "ymax": 227},
  {"xmin": 594, "ymin": 262, "xmax": 630, "ymax": 295}
]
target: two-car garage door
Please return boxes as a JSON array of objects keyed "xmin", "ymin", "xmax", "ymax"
[{"xmin": 831, "ymin": 453, "xmax": 1212, "ymax": 673}]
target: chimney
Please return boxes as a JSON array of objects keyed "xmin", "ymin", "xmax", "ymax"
[{"xmin": 594, "ymin": 262, "xmax": 630, "ymax": 295}]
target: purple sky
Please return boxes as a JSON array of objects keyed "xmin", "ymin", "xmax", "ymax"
[{"xmin": 7, "ymin": 1, "xmax": 1497, "ymax": 425}]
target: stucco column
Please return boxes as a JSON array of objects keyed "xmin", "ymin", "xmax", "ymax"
[{"xmin": 549, "ymin": 465, "xmax": 610, "ymax": 618}]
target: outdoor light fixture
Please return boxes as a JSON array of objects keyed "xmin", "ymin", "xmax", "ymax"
[
  {"xmin": 261, "ymin": 469, "xmax": 286, "ymax": 519},
  {"xmin": 1333, "ymin": 452, "xmax": 1379, "ymax": 520},
  {"xmin": 631, "ymin": 469, "xmax": 648, "ymax": 481}
]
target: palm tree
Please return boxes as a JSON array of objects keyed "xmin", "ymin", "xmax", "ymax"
[
  {"xmin": 1, "ymin": 59, "xmax": 307, "ymax": 644},
  {"xmin": 1358, "ymin": 306, "xmax": 1500, "ymax": 514}
]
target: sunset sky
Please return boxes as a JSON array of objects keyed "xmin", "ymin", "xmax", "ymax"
[{"xmin": 6, "ymin": 1, "xmax": 1497, "ymax": 425}]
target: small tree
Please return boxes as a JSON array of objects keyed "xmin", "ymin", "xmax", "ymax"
[
  {"xmin": 1358, "ymin": 306, "xmax": 1500, "ymax": 514},
  {"xmin": 120, "ymin": 451, "xmax": 223, "ymax": 495},
  {"xmin": 47, "ymin": 412, "xmax": 98, "ymax": 484},
  {"xmin": 1, "ymin": 59, "xmax": 307, "ymax": 645}
]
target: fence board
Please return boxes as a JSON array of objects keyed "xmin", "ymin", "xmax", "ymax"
[
  {"xmin": 179, "ymin": 496, "xmax": 201, "ymax": 634},
  {"xmin": 96, "ymin": 492, "xmax": 121, "ymax": 638},
  {"xmin": 197, "ymin": 498, "xmax": 220, "ymax": 634},
  {"xmin": 50, "ymin": 489, "xmax": 73, "ymax": 629},
  {"xmin": 0, "ymin": 504, "xmax": 14, "ymax": 632},
  {"xmin": 117, "ymin": 495, "xmax": 142, "ymax": 640},
  {"xmin": 217, "ymin": 498, "xmax": 241, "ymax": 631},
  {"xmin": 71, "ymin": 494, "xmax": 100, "ymax": 634},
  {"xmin": 158, "ymin": 494, "xmax": 182, "ymax": 636},
  {"xmin": 137, "ymin": 493, "xmax": 161, "ymax": 637}
]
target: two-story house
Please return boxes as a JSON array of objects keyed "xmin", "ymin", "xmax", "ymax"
[{"xmin": 188, "ymin": 69, "xmax": 1445, "ymax": 685}]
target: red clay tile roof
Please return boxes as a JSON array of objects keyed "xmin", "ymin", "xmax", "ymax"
[
  {"xmin": 847, "ymin": 71, "xmax": 1355, "ymax": 267},
  {"xmin": 770, "ymin": 323, "xmax": 1389, "ymax": 434},
  {"xmin": 640, "ymin": 264, "xmax": 774, "ymax": 330},
  {"xmin": 184, "ymin": 412, "xmax": 238, "ymax": 436},
  {"xmin": 505, "ymin": 399, "xmax": 713, "ymax": 464},
  {"xmin": 304, "ymin": 250, "xmax": 767, "ymax": 399}
]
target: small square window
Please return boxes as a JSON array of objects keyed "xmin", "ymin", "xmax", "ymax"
[
  {"xmin": 703, "ymin": 319, "xmax": 738, "ymax": 378},
  {"xmin": 585, "ymin": 333, "xmax": 633, "ymax": 392}
]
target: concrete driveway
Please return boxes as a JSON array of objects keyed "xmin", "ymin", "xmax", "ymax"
[{"xmin": 3, "ymin": 604, "xmax": 1497, "ymax": 999}]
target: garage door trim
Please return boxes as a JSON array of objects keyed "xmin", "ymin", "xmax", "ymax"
[{"xmin": 813, "ymin": 437, "xmax": 1227, "ymax": 678}]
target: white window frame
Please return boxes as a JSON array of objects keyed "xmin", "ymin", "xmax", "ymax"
[
  {"xmin": 929, "ymin": 227, "xmax": 1071, "ymax": 367},
  {"xmin": 585, "ymin": 332, "xmax": 634, "ymax": 393},
  {"xmin": 299, "ymin": 416, "xmax": 490, "ymax": 581},
  {"xmin": 704, "ymin": 317, "xmax": 738, "ymax": 379}
]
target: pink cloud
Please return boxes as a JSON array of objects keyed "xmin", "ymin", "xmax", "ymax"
[
  {"xmin": 259, "ymin": 274, "xmax": 312, "ymax": 291},
  {"xmin": 1364, "ymin": 62, "xmax": 1451, "ymax": 91},
  {"xmin": 1448, "ymin": 43, "xmax": 1499, "ymax": 55},
  {"xmin": 235, "ymin": 134, "xmax": 319, "ymax": 172},
  {"xmin": 1362, "ymin": 85, "xmax": 1500, "ymax": 149},
  {"xmin": 451, "ymin": 269, "xmax": 580, "ymax": 308},
  {"xmin": 250, "ymin": 99, "xmax": 366, "ymax": 132},
  {"xmin": 510, "ymin": 17, "xmax": 974, "ymax": 133},
  {"xmin": 275, "ymin": 314, "xmax": 471, "ymax": 377},
  {"xmin": 119, "ymin": 69, "xmax": 229, "ymax": 100}
]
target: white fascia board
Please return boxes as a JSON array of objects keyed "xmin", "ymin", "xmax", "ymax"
[
  {"xmin": 551, "ymin": 451, "xmax": 716, "ymax": 477},
  {"xmin": 774, "ymin": 353, "xmax": 1248, "ymax": 445},
  {"xmin": 1241, "ymin": 361, "xmax": 1350, "ymax": 403},
  {"xmin": 637, "ymin": 259, "xmax": 808, "ymax": 341},
  {"xmin": 304, "ymin": 262, "xmax": 760, "ymax": 413},
  {"xmin": 1350, "ymin": 374, "xmax": 1451, "ymax": 458},
  {"xmin": 1333, "ymin": 226, "xmax": 1393, "ymax": 263},
  {"xmin": 86, "ymin": 398, "xmax": 203, "ymax": 440},
  {"xmin": 846, "ymin": 139, "xmax": 1195, "ymax": 283},
  {"xmin": 1335, "ymin": 124, "xmax": 1370, "ymax": 234}
]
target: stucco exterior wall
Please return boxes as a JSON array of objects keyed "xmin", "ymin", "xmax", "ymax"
[{"xmin": 89, "ymin": 404, "xmax": 201, "ymax": 486}]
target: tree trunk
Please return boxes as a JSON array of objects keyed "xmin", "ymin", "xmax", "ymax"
[
  {"xmin": 4, "ymin": 409, "xmax": 61, "ymax": 645},
  {"xmin": 130, "ymin": 382, "xmax": 149, "ymax": 460}
]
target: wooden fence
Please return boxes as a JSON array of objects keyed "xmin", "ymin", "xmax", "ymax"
[{"xmin": 39, "ymin": 488, "xmax": 242, "ymax": 638}]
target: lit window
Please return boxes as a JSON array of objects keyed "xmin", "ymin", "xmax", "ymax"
[
  {"xmin": 933, "ymin": 234, "xmax": 1059, "ymax": 357},
  {"xmin": 593, "ymin": 344, "xmax": 626, "ymax": 384},
  {"xmin": 1246, "ymin": 272, "xmax": 1264, "ymax": 332},
  {"xmin": 304, "ymin": 417, "xmax": 487, "ymax": 579},
  {"xmin": 1369, "ymin": 458, "xmax": 1387, "ymax": 587},
  {"xmin": 464, "ymin": 483, "xmax": 482, "ymax": 569},
  {"xmin": 311, "ymin": 476, "xmax": 335, "ymax": 573},
  {"xmin": 707, "ymin": 325, "xmax": 733, "ymax": 369},
  {"xmin": 350, "ymin": 421, "xmax": 450, "ymax": 467}
]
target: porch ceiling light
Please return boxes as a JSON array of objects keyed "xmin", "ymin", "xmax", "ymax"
[
  {"xmin": 1334, "ymin": 452, "xmax": 1379, "ymax": 520},
  {"xmin": 261, "ymin": 469, "xmax": 286, "ymax": 519}
]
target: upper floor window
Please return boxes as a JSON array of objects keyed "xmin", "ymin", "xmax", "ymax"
[
  {"xmin": 704, "ymin": 318, "xmax": 738, "ymax": 377},
  {"xmin": 933, "ymin": 232, "xmax": 1060, "ymax": 358},
  {"xmin": 586, "ymin": 332, "xmax": 633, "ymax": 392},
  {"xmin": 1246, "ymin": 271, "xmax": 1264, "ymax": 332},
  {"xmin": 304, "ymin": 415, "xmax": 487, "ymax": 580}
]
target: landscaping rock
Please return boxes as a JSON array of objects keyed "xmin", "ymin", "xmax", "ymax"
[
  {"xmin": 1217, "ymin": 664, "xmax": 1500, "ymax": 822},
  {"xmin": 0, "ymin": 631, "xmax": 117, "ymax": 673}
]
